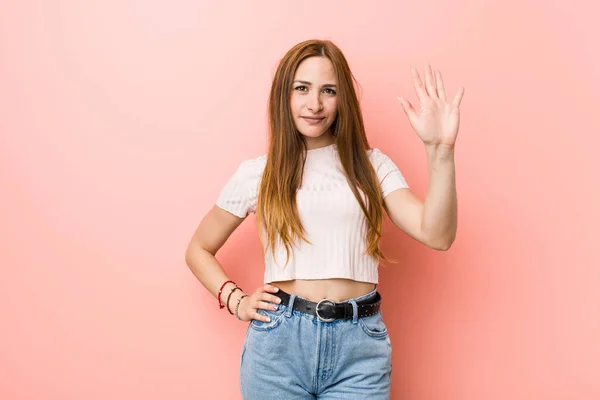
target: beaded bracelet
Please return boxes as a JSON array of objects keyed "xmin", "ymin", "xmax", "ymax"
[
  {"xmin": 235, "ymin": 294, "xmax": 248, "ymax": 321},
  {"xmin": 217, "ymin": 280, "xmax": 235, "ymax": 309},
  {"xmin": 226, "ymin": 286, "xmax": 242, "ymax": 315}
]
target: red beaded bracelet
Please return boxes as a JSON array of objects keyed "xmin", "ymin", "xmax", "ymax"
[{"xmin": 217, "ymin": 280, "xmax": 235, "ymax": 309}]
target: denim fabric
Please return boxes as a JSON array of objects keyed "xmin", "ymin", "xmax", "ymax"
[{"xmin": 240, "ymin": 288, "xmax": 392, "ymax": 399}]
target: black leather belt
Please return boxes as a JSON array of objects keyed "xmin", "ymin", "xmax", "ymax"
[{"xmin": 274, "ymin": 289, "xmax": 382, "ymax": 322}]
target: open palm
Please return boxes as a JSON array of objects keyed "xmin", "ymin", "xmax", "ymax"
[{"xmin": 398, "ymin": 65, "xmax": 465, "ymax": 148}]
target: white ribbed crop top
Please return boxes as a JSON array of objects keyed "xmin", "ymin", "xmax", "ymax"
[{"xmin": 216, "ymin": 143, "xmax": 409, "ymax": 284}]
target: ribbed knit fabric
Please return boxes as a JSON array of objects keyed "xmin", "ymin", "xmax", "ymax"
[{"xmin": 216, "ymin": 143, "xmax": 409, "ymax": 284}]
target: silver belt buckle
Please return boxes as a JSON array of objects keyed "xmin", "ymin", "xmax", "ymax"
[{"xmin": 316, "ymin": 299, "xmax": 336, "ymax": 322}]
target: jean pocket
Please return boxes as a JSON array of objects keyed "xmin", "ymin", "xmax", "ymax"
[
  {"xmin": 249, "ymin": 304, "xmax": 287, "ymax": 331},
  {"xmin": 358, "ymin": 310, "xmax": 389, "ymax": 339}
]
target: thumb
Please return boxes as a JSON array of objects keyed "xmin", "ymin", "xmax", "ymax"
[{"xmin": 397, "ymin": 97, "xmax": 416, "ymax": 122}]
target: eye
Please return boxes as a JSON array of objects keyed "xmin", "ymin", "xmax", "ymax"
[
  {"xmin": 323, "ymin": 88, "xmax": 337, "ymax": 95},
  {"xmin": 294, "ymin": 85, "xmax": 308, "ymax": 92}
]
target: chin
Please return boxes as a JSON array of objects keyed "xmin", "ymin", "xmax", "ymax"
[
  {"xmin": 296, "ymin": 126, "xmax": 334, "ymax": 139},
  {"xmin": 299, "ymin": 130, "xmax": 327, "ymax": 138}
]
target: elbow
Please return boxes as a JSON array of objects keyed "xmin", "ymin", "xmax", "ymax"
[
  {"xmin": 424, "ymin": 234, "xmax": 456, "ymax": 251},
  {"xmin": 184, "ymin": 245, "xmax": 194, "ymax": 267},
  {"xmin": 432, "ymin": 241, "xmax": 453, "ymax": 251},
  {"xmin": 185, "ymin": 242, "xmax": 202, "ymax": 267},
  {"xmin": 185, "ymin": 241, "xmax": 214, "ymax": 267}
]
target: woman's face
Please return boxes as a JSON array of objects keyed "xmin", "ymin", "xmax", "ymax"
[{"xmin": 289, "ymin": 56, "xmax": 338, "ymax": 144}]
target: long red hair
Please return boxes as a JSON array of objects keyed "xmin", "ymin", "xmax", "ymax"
[{"xmin": 256, "ymin": 39, "xmax": 388, "ymax": 267}]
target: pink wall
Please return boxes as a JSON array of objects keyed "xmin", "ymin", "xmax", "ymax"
[{"xmin": 1, "ymin": 1, "xmax": 599, "ymax": 399}]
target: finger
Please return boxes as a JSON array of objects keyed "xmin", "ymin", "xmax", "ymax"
[
  {"xmin": 452, "ymin": 87, "xmax": 465, "ymax": 108},
  {"xmin": 253, "ymin": 309, "xmax": 271, "ymax": 322},
  {"xmin": 436, "ymin": 70, "xmax": 447, "ymax": 101},
  {"xmin": 424, "ymin": 64, "xmax": 436, "ymax": 98},
  {"xmin": 258, "ymin": 300, "xmax": 280, "ymax": 311},
  {"xmin": 397, "ymin": 97, "xmax": 417, "ymax": 121},
  {"xmin": 260, "ymin": 291, "xmax": 282, "ymax": 304},
  {"xmin": 243, "ymin": 297, "xmax": 271, "ymax": 322},
  {"xmin": 411, "ymin": 67, "xmax": 427, "ymax": 103},
  {"xmin": 262, "ymin": 284, "xmax": 280, "ymax": 293}
]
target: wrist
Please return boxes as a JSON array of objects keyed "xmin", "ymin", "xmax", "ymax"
[
  {"xmin": 217, "ymin": 280, "xmax": 237, "ymax": 309},
  {"xmin": 225, "ymin": 286, "xmax": 242, "ymax": 314},
  {"xmin": 229, "ymin": 290, "xmax": 246, "ymax": 308},
  {"xmin": 425, "ymin": 144, "xmax": 455, "ymax": 161},
  {"xmin": 234, "ymin": 293, "xmax": 249, "ymax": 321}
]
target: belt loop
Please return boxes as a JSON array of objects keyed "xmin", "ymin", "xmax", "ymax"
[
  {"xmin": 348, "ymin": 299, "xmax": 359, "ymax": 324},
  {"xmin": 285, "ymin": 294, "xmax": 297, "ymax": 318}
]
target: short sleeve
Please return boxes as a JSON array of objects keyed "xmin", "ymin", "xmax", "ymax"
[
  {"xmin": 216, "ymin": 156, "xmax": 266, "ymax": 218},
  {"xmin": 369, "ymin": 148, "xmax": 409, "ymax": 198}
]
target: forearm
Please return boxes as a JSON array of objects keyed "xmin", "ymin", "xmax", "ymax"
[
  {"xmin": 421, "ymin": 145, "xmax": 457, "ymax": 250},
  {"xmin": 185, "ymin": 244, "xmax": 245, "ymax": 314}
]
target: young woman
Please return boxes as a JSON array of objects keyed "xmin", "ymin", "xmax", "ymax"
[{"xmin": 185, "ymin": 39, "xmax": 464, "ymax": 399}]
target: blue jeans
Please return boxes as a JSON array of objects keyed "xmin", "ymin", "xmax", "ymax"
[{"xmin": 240, "ymin": 288, "xmax": 392, "ymax": 399}]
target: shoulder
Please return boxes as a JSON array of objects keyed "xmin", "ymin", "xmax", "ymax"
[
  {"xmin": 216, "ymin": 154, "xmax": 267, "ymax": 217},
  {"xmin": 233, "ymin": 154, "xmax": 267, "ymax": 179},
  {"xmin": 367, "ymin": 147, "xmax": 394, "ymax": 167},
  {"xmin": 366, "ymin": 147, "xmax": 409, "ymax": 193}
]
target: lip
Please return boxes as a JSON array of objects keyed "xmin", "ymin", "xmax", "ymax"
[{"xmin": 301, "ymin": 116, "xmax": 325, "ymax": 123}]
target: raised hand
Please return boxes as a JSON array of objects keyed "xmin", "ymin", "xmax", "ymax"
[{"xmin": 397, "ymin": 65, "xmax": 465, "ymax": 149}]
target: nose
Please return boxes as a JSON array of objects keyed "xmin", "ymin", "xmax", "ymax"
[{"xmin": 307, "ymin": 92, "xmax": 322, "ymax": 112}]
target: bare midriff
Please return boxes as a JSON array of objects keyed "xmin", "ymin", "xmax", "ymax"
[{"xmin": 271, "ymin": 278, "xmax": 376, "ymax": 303}]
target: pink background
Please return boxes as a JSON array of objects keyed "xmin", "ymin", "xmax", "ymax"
[{"xmin": 1, "ymin": 1, "xmax": 599, "ymax": 399}]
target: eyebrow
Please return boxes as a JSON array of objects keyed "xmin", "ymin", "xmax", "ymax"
[{"xmin": 293, "ymin": 80, "xmax": 337, "ymax": 88}]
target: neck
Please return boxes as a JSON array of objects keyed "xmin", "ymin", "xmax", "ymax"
[{"xmin": 304, "ymin": 131, "xmax": 335, "ymax": 150}]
